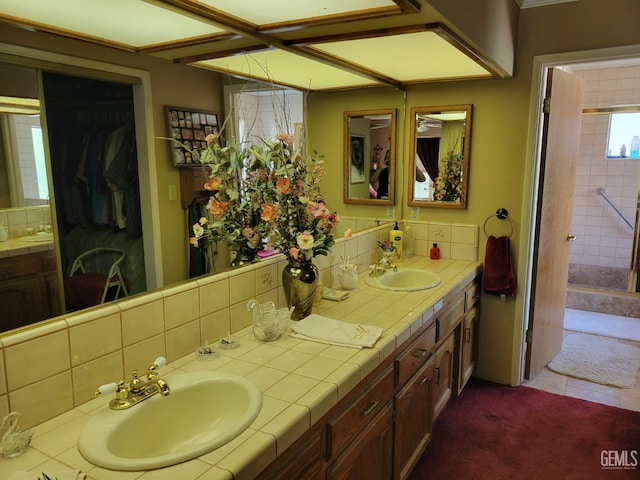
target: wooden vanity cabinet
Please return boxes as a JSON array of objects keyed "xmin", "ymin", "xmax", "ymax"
[
  {"xmin": 459, "ymin": 306, "xmax": 479, "ymax": 393},
  {"xmin": 393, "ymin": 355, "xmax": 435, "ymax": 480},
  {"xmin": 256, "ymin": 272, "xmax": 482, "ymax": 480},
  {"xmin": 431, "ymin": 333, "xmax": 455, "ymax": 421},
  {"xmin": 0, "ymin": 251, "xmax": 59, "ymax": 331},
  {"xmin": 326, "ymin": 365, "xmax": 394, "ymax": 461},
  {"xmin": 457, "ymin": 278, "xmax": 481, "ymax": 395},
  {"xmin": 255, "ymin": 425, "xmax": 325, "ymax": 480},
  {"xmin": 326, "ymin": 402, "xmax": 394, "ymax": 480}
]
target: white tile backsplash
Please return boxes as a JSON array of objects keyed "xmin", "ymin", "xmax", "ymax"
[{"xmin": 0, "ymin": 218, "xmax": 476, "ymax": 431}]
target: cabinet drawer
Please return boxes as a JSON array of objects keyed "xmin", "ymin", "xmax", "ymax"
[
  {"xmin": 436, "ymin": 295, "xmax": 464, "ymax": 342},
  {"xmin": 464, "ymin": 280, "xmax": 480, "ymax": 311},
  {"xmin": 326, "ymin": 364, "xmax": 394, "ymax": 459},
  {"xmin": 0, "ymin": 256, "xmax": 39, "ymax": 280},
  {"xmin": 395, "ymin": 322, "xmax": 436, "ymax": 387}
]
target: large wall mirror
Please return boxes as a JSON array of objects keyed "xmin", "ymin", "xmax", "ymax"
[
  {"xmin": 408, "ymin": 104, "xmax": 472, "ymax": 209},
  {"xmin": 343, "ymin": 109, "xmax": 396, "ymax": 206},
  {"xmin": 0, "ymin": 53, "xmax": 161, "ymax": 336}
]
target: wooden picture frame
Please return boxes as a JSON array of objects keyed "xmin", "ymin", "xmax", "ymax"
[{"xmin": 165, "ymin": 106, "xmax": 219, "ymax": 167}]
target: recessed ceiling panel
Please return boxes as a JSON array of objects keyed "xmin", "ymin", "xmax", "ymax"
[
  {"xmin": 311, "ymin": 31, "xmax": 492, "ymax": 81},
  {"xmin": 196, "ymin": 0, "xmax": 397, "ymax": 26},
  {"xmin": 194, "ymin": 50, "xmax": 380, "ymax": 90},
  {"xmin": 0, "ymin": 0, "xmax": 227, "ymax": 48}
]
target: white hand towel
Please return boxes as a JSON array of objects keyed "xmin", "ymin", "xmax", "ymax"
[
  {"xmin": 289, "ymin": 314, "xmax": 382, "ymax": 348},
  {"xmin": 9, "ymin": 470, "xmax": 86, "ymax": 480}
]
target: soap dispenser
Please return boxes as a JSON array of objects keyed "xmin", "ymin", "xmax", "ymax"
[{"xmin": 389, "ymin": 222, "xmax": 403, "ymax": 263}]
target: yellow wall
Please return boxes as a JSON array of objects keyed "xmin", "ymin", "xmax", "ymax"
[
  {"xmin": 309, "ymin": 0, "xmax": 640, "ymax": 384},
  {"xmin": 1, "ymin": 0, "xmax": 639, "ymax": 385}
]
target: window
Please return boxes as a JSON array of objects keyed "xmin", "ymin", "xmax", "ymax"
[{"xmin": 606, "ymin": 112, "xmax": 640, "ymax": 159}]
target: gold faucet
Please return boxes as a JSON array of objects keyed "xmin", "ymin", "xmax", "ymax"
[
  {"xmin": 369, "ymin": 254, "xmax": 398, "ymax": 277},
  {"xmin": 97, "ymin": 357, "xmax": 171, "ymax": 410}
]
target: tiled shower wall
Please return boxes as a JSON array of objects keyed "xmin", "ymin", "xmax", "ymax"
[
  {"xmin": 570, "ymin": 66, "xmax": 640, "ymax": 271},
  {"xmin": 0, "ymin": 220, "xmax": 478, "ymax": 430}
]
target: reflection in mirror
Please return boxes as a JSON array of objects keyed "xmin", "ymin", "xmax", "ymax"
[
  {"xmin": 0, "ymin": 65, "xmax": 48, "ymax": 208},
  {"xmin": 343, "ymin": 109, "xmax": 396, "ymax": 206},
  {"xmin": 0, "ymin": 62, "xmax": 152, "ymax": 336},
  {"xmin": 409, "ymin": 105, "xmax": 472, "ymax": 209},
  {"xmin": 0, "ymin": 108, "xmax": 48, "ymax": 208}
]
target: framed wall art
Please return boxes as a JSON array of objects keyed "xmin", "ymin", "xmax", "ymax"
[{"xmin": 165, "ymin": 106, "xmax": 220, "ymax": 167}]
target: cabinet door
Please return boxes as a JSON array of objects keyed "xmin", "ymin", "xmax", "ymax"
[
  {"xmin": 327, "ymin": 365, "xmax": 394, "ymax": 460},
  {"xmin": 459, "ymin": 306, "xmax": 479, "ymax": 393},
  {"xmin": 0, "ymin": 276, "xmax": 46, "ymax": 331},
  {"xmin": 394, "ymin": 356, "xmax": 435, "ymax": 480},
  {"xmin": 326, "ymin": 402, "xmax": 394, "ymax": 480},
  {"xmin": 256, "ymin": 426, "xmax": 324, "ymax": 480},
  {"xmin": 432, "ymin": 333, "xmax": 455, "ymax": 421}
]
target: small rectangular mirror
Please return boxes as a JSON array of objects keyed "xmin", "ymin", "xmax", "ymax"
[
  {"xmin": 343, "ymin": 109, "xmax": 396, "ymax": 205},
  {"xmin": 409, "ymin": 104, "xmax": 472, "ymax": 209}
]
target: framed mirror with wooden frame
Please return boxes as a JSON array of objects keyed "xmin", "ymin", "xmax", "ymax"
[
  {"xmin": 343, "ymin": 109, "xmax": 396, "ymax": 206},
  {"xmin": 409, "ymin": 104, "xmax": 472, "ymax": 209}
]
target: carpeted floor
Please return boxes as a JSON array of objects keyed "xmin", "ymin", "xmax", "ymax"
[{"xmin": 409, "ymin": 379, "xmax": 640, "ymax": 480}]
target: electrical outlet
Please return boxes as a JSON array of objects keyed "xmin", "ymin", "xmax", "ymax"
[
  {"xmin": 386, "ymin": 206, "xmax": 395, "ymax": 218},
  {"xmin": 410, "ymin": 207, "xmax": 419, "ymax": 219},
  {"xmin": 168, "ymin": 184, "xmax": 177, "ymax": 201}
]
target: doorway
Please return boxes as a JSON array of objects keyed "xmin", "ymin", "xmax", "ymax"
[
  {"xmin": 565, "ymin": 62, "xmax": 640, "ymax": 321},
  {"xmin": 42, "ymin": 71, "xmax": 147, "ymax": 309},
  {"xmin": 521, "ymin": 47, "xmax": 640, "ymax": 384}
]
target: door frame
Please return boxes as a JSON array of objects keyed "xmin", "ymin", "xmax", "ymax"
[
  {"xmin": 516, "ymin": 44, "xmax": 640, "ymax": 385},
  {"xmin": 0, "ymin": 42, "xmax": 164, "ymax": 291}
]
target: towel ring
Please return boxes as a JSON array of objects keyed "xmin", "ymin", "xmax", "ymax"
[{"xmin": 483, "ymin": 208, "xmax": 514, "ymax": 237}]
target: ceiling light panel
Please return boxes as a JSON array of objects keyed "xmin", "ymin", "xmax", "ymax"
[
  {"xmin": 195, "ymin": 0, "xmax": 398, "ymax": 26},
  {"xmin": 0, "ymin": 0, "xmax": 227, "ymax": 48},
  {"xmin": 194, "ymin": 49, "xmax": 380, "ymax": 91},
  {"xmin": 311, "ymin": 31, "xmax": 492, "ymax": 81}
]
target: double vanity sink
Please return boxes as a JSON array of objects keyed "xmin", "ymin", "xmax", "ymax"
[
  {"xmin": 78, "ymin": 265, "xmax": 441, "ymax": 472},
  {"xmin": 78, "ymin": 372, "xmax": 262, "ymax": 471}
]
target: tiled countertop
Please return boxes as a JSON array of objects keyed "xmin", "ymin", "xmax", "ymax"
[
  {"xmin": 0, "ymin": 235, "xmax": 54, "ymax": 258},
  {"xmin": 0, "ymin": 256, "xmax": 481, "ymax": 480}
]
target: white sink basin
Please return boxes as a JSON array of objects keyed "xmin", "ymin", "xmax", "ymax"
[
  {"xmin": 78, "ymin": 372, "xmax": 262, "ymax": 471},
  {"xmin": 20, "ymin": 233, "xmax": 54, "ymax": 242},
  {"xmin": 365, "ymin": 268, "xmax": 441, "ymax": 291}
]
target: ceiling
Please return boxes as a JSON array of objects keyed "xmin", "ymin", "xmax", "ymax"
[{"xmin": 0, "ymin": 0, "xmax": 567, "ymax": 91}]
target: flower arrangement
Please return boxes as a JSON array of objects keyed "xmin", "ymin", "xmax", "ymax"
[
  {"xmin": 249, "ymin": 132, "xmax": 337, "ymax": 263},
  {"xmin": 191, "ymin": 131, "xmax": 338, "ymax": 264},
  {"xmin": 191, "ymin": 133, "xmax": 265, "ymax": 259},
  {"xmin": 432, "ymin": 150, "xmax": 464, "ymax": 202}
]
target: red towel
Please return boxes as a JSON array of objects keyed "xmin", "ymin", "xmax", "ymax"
[{"xmin": 483, "ymin": 235, "xmax": 516, "ymax": 296}]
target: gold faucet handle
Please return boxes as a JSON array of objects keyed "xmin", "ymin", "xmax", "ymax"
[
  {"xmin": 129, "ymin": 370, "xmax": 145, "ymax": 394},
  {"xmin": 95, "ymin": 382, "xmax": 118, "ymax": 398},
  {"xmin": 115, "ymin": 381, "xmax": 129, "ymax": 400},
  {"xmin": 146, "ymin": 356, "xmax": 167, "ymax": 380}
]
